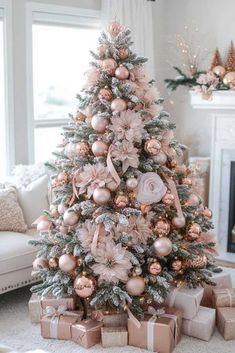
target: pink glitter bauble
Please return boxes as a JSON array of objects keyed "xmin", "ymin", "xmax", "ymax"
[
  {"xmin": 111, "ymin": 98, "xmax": 127, "ymax": 112},
  {"xmin": 91, "ymin": 115, "xmax": 109, "ymax": 133},
  {"xmin": 93, "ymin": 187, "xmax": 111, "ymax": 205},
  {"xmin": 91, "ymin": 140, "xmax": 108, "ymax": 157},
  {"xmin": 115, "ymin": 66, "xmax": 129, "ymax": 80},
  {"xmin": 59, "ymin": 254, "xmax": 77, "ymax": 272}
]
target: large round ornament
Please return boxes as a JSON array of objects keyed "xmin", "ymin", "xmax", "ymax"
[
  {"xmin": 115, "ymin": 65, "xmax": 129, "ymax": 80},
  {"xmin": 213, "ymin": 65, "xmax": 226, "ymax": 78},
  {"xmin": 58, "ymin": 203, "xmax": 68, "ymax": 215},
  {"xmin": 203, "ymin": 207, "xmax": 213, "ymax": 220},
  {"xmin": 152, "ymin": 151, "xmax": 167, "ymax": 165},
  {"xmin": 91, "ymin": 115, "xmax": 109, "ymax": 133},
  {"xmin": 63, "ymin": 209, "xmax": 79, "ymax": 226},
  {"xmin": 187, "ymin": 223, "xmax": 201, "ymax": 240},
  {"xmin": 162, "ymin": 193, "xmax": 175, "ymax": 206},
  {"xmin": 144, "ymin": 139, "xmax": 161, "ymax": 156},
  {"xmin": 33, "ymin": 257, "xmax": 49, "ymax": 271},
  {"xmin": 49, "ymin": 257, "xmax": 58, "ymax": 269},
  {"xmin": 170, "ymin": 259, "xmax": 182, "ymax": 271},
  {"xmin": 111, "ymin": 98, "xmax": 127, "ymax": 112},
  {"xmin": 185, "ymin": 193, "xmax": 200, "ymax": 207},
  {"xmin": 153, "ymin": 237, "xmax": 173, "ymax": 256},
  {"xmin": 102, "ymin": 58, "xmax": 117, "ymax": 75},
  {"xmin": 59, "ymin": 254, "xmax": 77, "ymax": 272},
  {"xmin": 118, "ymin": 47, "xmax": 129, "ymax": 60},
  {"xmin": 154, "ymin": 219, "xmax": 171, "ymax": 237},
  {"xmin": 114, "ymin": 193, "xmax": 129, "ymax": 208},
  {"xmin": 91, "ymin": 140, "xmax": 108, "ymax": 157},
  {"xmin": 98, "ymin": 87, "xmax": 113, "ymax": 101},
  {"xmin": 126, "ymin": 177, "xmax": 138, "ymax": 190},
  {"xmin": 126, "ymin": 276, "xmax": 145, "ymax": 296},
  {"xmin": 172, "ymin": 215, "xmax": 186, "ymax": 228},
  {"xmin": 93, "ymin": 187, "xmax": 111, "ymax": 205},
  {"xmin": 223, "ymin": 71, "xmax": 235, "ymax": 87},
  {"xmin": 148, "ymin": 261, "xmax": 162, "ymax": 275},
  {"xmin": 37, "ymin": 220, "xmax": 52, "ymax": 232},
  {"xmin": 185, "ymin": 254, "xmax": 207, "ymax": 269},
  {"xmin": 74, "ymin": 275, "xmax": 96, "ymax": 298},
  {"xmin": 75, "ymin": 141, "xmax": 90, "ymax": 157}
]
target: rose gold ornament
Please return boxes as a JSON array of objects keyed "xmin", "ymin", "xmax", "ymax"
[
  {"xmin": 154, "ymin": 219, "xmax": 171, "ymax": 237},
  {"xmin": 37, "ymin": 220, "xmax": 52, "ymax": 232},
  {"xmin": 33, "ymin": 257, "xmax": 49, "ymax": 271},
  {"xmin": 115, "ymin": 65, "xmax": 129, "ymax": 80},
  {"xmin": 185, "ymin": 254, "xmax": 207, "ymax": 269},
  {"xmin": 144, "ymin": 139, "xmax": 161, "ymax": 156},
  {"xmin": 187, "ymin": 223, "xmax": 202, "ymax": 240},
  {"xmin": 126, "ymin": 276, "xmax": 145, "ymax": 296},
  {"xmin": 148, "ymin": 261, "xmax": 162, "ymax": 275},
  {"xmin": 153, "ymin": 151, "xmax": 167, "ymax": 165},
  {"xmin": 102, "ymin": 58, "xmax": 117, "ymax": 75},
  {"xmin": 51, "ymin": 208, "xmax": 59, "ymax": 217},
  {"xmin": 170, "ymin": 159, "xmax": 177, "ymax": 168},
  {"xmin": 172, "ymin": 215, "xmax": 186, "ymax": 228},
  {"xmin": 126, "ymin": 177, "xmax": 138, "ymax": 190},
  {"xmin": 134, "ymin": 267, "xmax": 142, "ymax": 275},
  {"xmin": 111, "ymin": 98, "xmax": 127, "ymax": 112},
  {"xmin": 91, "ymin": 140, "xmax": 108, "ymax": 157},
  {"xmin": 118, "ymin": 47, "xmax": 129, "ymax": 60},
  {"xmin": 109, "ymin": 21, "xmax": 122, "ymax": 37},
  {"xmin": 74, "ymin": 275, "xmax": 96, "ymax": 298},
  {"xmin": 93, "ymin": 187, "xmax": 111, "ymax": 205},
  {"xmin": 223, "ymin": 71, "xmax": 235, "ymax": 87},
  {"xmin": 162, "ymin": 192, "xmax": 175, "ymax": 206},
  {"xmin": 170, "ymin": 259, "xmax": 182, "ymax": 271},
  {"xmin": 203, "ymin": 207, "xmax": 213, "ymax": 220},
  {"xmin": 63, "ymin": 209, "xmax": 79, "ymax": 226},
  {"xmin": 114, "ymin": 193, "xmax": 129, "ymax": 208},
  {"xmin": 74, "ymin": 111, "xmax": 86, "ymax": 123},
  {"xmin": 106, "ymin": 179, "xmax": 119, "ymax": 191},
  {"xmin": 98, "ymin": 87, "xmax": 113, "ymax": 101},
  {"xmin": 49, "ymin": 257, "xmax": 58, "ymax": 269},
  {"xmin": 213, "ymin": 65, "xmax": 226, "ymax": 78},
  {"xmin": 153, "ymin": 237, "xmax": 173, "ymax": 256},
  {"xmin": 182, "ymin": 177, "xmax": 192, "ymax": 187},
  {"xmin": 57, "ymin": 172, "xmax": 69, "ymax": 184},
  {"xmin": 59, "ymin": 254, "xmax": 77, "ymax": 272},
  {"xmin": 75, "ymin": 141, "xmax": 90, "ymax": 157},
  {"xmin": 58, "ymin": 203, "xmax": 68, "ymax": 215},
  {"xmin": 91, "ymin": 115, "xmax": 109, "ymax": 133},
  {"xmin": 185, "ymin": 193, "xmax": 200, "ymax": 206}
]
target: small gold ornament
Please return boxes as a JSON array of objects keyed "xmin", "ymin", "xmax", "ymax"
[
  {"xmin": 170, "ymin": 259, "xmax": 182, "ymax": 271},
  {"xmin": 202, "ymin": 207, "xmax": 213, "ymax": 220},
  {"xmin": 75, "ymin": 141, "xmax": 90, "ymax": 157},
  {"xmin": 186, "ymin": 223, "xmax": 202, "ymax": 241},
  {"xmin": 148, "ymin": 261, "xmax": 162, "ymax": 275},
  {"xmin": 144, "ymin": 139, "xmax": 161, "ymax": 156},
  {"xmin": 114, "ymin": 193, "xmax": 129, "ymax": 208},
  {"xmin": 48, "ymin": 257, "xmax": 58, "ymax": 269},
  {"xmin": 181, "ymin": 177, "xmax": 192, "ymax": 187},
  {"xmin": 154, "ymin": 218, "xmax": 171, "ymax": 237},
  {"xmin": 162, "ymin": 192, "xmax": 175, "ymax": 206}
]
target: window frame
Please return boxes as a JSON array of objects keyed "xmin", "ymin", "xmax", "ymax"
[{"xmin": 26, "ymin": 2, "xmax": 101, "ymax": 163}]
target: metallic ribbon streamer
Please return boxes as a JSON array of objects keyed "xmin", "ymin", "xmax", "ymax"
[
  {"xmin": 91, "ymin": 224, "xmax": 102, "ymax": 255},
  {"xmin": 162, "ymin": 172, "xmax": 184, "ymax": 219},
  {"xmin": 124, "ymin": 305, "xmax": 141, "ymax": 329},
  {"xmin": 69, "ymin": 169, "xmax": 80, "ymax": 206},
  {"xmin": 106, "ymin": 145, "xmax": 121, "ymax": 186}
]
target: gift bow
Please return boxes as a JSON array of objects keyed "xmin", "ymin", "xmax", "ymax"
[
  {"xmin": 147, "ymin": 306, "xmax": 165, "ymax": 318},
  {"xmin": 215, "ymin": 288, "xmax": 235, "ymax": 307},
  {"xmin": 90, "ymin": 310, "xmax": 104, "ymax": 322}
]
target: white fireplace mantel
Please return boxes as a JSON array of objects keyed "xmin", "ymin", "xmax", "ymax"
[{"xmin": 190, "ymin": 91, "xmax": 235, "ymax": 264}]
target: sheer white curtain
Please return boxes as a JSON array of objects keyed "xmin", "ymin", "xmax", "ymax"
[{"xmin": 101, "ymin": 0, "xmax": 155, "ymax": 77}]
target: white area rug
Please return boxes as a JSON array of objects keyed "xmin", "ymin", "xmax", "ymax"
[{"xmin": 0, "ymin": 274, "xmax": 235, "ymax": 353}]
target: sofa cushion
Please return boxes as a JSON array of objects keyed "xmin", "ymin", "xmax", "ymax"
[
  {"xmin": 17, "ymin": 175, "xmax": 49, "ymax": 228},
  {"xmin": 0, "ymin": 229, "xmax": 38, "ymax": 275}
]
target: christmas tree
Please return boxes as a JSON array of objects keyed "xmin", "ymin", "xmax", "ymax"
[
  {"xmin": 225, "ymin": 41, "xmax": 235, "ymax": 72},
  {"xmin": 30, "ymin": 21, "xmax": 219, "ymax": 318},
  {"xmin": 208, "ymin": 47, "xmax": 222, "ymax": 71}
]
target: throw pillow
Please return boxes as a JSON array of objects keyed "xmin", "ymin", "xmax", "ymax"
[{"xmin": 0, "ymin": 185, "xmax": 27, "ymax": 233}]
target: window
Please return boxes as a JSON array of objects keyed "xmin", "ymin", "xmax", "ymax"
[
  {"xmin": 28, "ymin": 5, "xmax": 100, "ymax": 163},
  {"xmin": 0, "ymin": 16, "xmax": 6, "ymax": 179}
]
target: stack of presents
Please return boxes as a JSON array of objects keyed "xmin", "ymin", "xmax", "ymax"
[{"xmin": 29, "ymin": 270, "xmax": 234, "ymax": 352}]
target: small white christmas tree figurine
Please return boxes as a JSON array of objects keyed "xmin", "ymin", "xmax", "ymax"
[{"xmin": 30, "ymin": 21, "xmax": 220, "ymax": 318}]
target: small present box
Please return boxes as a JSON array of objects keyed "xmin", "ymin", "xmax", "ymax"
[
  {"xmin": 28, "ymin": 293, "xmax": 76, "ymax": 323},
  {"xmin": 102, "ymin": 312, "xmax": 128, "ymax": 327},
  {"xmin": 40, "ymin": 308, "xmax": 81, "ymax": 340},
  {"xmin": 71, "ymin": 319, "xmax": 103, "ymax": 348},
  {"xmin": 165, "ymin": 287, "xmax": 203, "ymax": 320},
  {"xmin": 217, "ymin": 307, "xmax": 235, "ymax": 340},
  {"xmin": 182, "ymin": 306, "xmax": 215, "ymax": 341},
  {"xmin": 201, "ymin": 271, "xmax": 232, "ymax": 308},
  {"xmin": 128, "ymin": 307, "xmax": 182, "ymax": 353},
  {"xmin": 101, "ymin": 326, "xmax": 128, "ymax": 347},
  {"xmin": 212, "ymin": 288, "xmax": 235, "ymax": 308}
]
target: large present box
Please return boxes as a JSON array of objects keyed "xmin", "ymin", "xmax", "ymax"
[
  {"xmin": 101, "ymin": 326, "xmax": 128, "ymax": 347},
  {"xmin": 128, "ymin": 307, "xmax": 182, "ymax": 353},
  {"xmin": 29, "ymin": 293, "xmax": 76, "ymax": 323},
  {"xmin": 71, "ymin": 319, "xmax": 103, "ymax": 348},
  {"xmin": 102, "ymin": 312, "xmax": 128, "ymax": 327},
  {"xmin": 182, "ymin": 306, "xmax": 215, "ymax": 341},
  {"xmin": 212, "ymin": 288, "xmax": 235, "ymax": 308},
  {"xmin": 40, "ymin": 308, "xmax": 81, "ymax": 340},
  {"xmin": 165, "ymin": 287, "xmax": 203, "ymax": 319},
  {"xmin": 201, "ymin": 271, "xmax": 232, "ymax": 308},
  {"xmin": 217, "ymin": 307, "xmax": 235, "ymax": 340}
]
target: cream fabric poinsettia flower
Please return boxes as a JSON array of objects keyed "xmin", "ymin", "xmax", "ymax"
[
  {"xmin": 136, "ymin": 172, "xmax": 167, "ymax": 205},
  {"xmin": 114, "ymin": 215, "xmax": 153, "ymax": 244},
  {"xmin": 111, "ymin": 140, "xmax": 139, "ymax": 173},
  {"xmin": 76, "ymin": 220, "xmax": 107, "ymax": 252}
]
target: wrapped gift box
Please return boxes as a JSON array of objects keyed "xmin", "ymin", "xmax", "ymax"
[
  {"xmin": 165, "ymin": 287, "xmax": 203, "ymax": 320},
  {"xmin": 217, "ymin": 307, "xmax": 235, "ymax": 340},
  {"xmin": 102, "ymin": 312, "xmax": 128, "ymax": 327},
  {"xmin": 182, "ymin": 306, "xmax": 215, "ymax": 341},
  {"xmin": 201, "ymin": 271, "xmax": 232, "ymax": 308},
  {"xmin": 40, "ymin": 310, "xmax": 81, "ymax": 340},
  {"xmin": 128, "ymin": 307, "xmax": 182, "ymax": 353},
  {"xmin": 28, "ymin": 293, "xmax": 76, "ymax": 323},
  {"xmin": 71, "ymin": 319, "xmax": 103, "ymax": 348},
  {"xmin": 101, "ymin": 326, "xmax": 128, "ymax": 347},
  {"xmin": 212, "ymin": 288, "xmax": 235, "ymax": 308}
]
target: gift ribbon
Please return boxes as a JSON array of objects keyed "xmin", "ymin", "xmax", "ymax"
[
  {"xmin": 106, "ymin": 145, "xmax": 121, "ymax": 186},
  {"xmin": 124, "ymin": 305, "xmax": 141, "ymax": 328},
  {"xmin": 162, "ymin": 172, "xmax": 184, "ymax": 219},
  {"xmin": 215, "ymin": 288, "xmax": 235, "ymax": 307},
  {"xmin": 91, "ymin": 224, "xmax": 103, "ymax": 255}
]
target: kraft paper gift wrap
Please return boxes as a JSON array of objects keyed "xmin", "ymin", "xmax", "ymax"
[
  {"xmin": 102, "ymin": 312, "xmax": 128, "ymax": 327},
  {"xmin": 128, "ymin": 307, "xmax": 182, "ymax": 353},
  {"xmin": 101, "ymin": 326, "xmax": 128, "ymax": 347},
  {"xmin": 29, "ymin": 294, "xmax": 76, "ymax": 323},
  {"xmin": 217, "ymin": 307, "xmax": 235, "ymax": 340},
  {"xmin": 212, "ymin": 288, "xmax": 235, "ymax": 308},
  {"xmin": 71, "ymin": 318, "xmax": 103, "ymax": 348},
  {"xmin": 182, "ymin": 306, "xmax": 215, "ymax": 341},
  {"xmin": 165, "ymin": 287, "xmax": 203, "ymax": 320},
  {"xmin": 40, "ymin": 306, "xmax": 81, "ymax": 340},
  {"xmin": 201, "ymin": 271, "xmax": 232, "ymax": 308}
]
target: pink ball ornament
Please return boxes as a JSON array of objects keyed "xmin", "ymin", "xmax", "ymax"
[
  {"xmin": 115, "ymin": 65, "xmax": 129, "ymax": 80},
  {"xmin": 153, "ymin": 237, "xmax": 173, "ymax": 256},
  {"xmin": 51, "ymin": 208, "xmax": 59, "ymax": 217},
  {"xmin": 102, "ymin": 58, "xmax": 117, "ymax": 75},
  {"xmin": 111, "ymin": 98, "xmax": 127, "ymax": 112},
  {"xmin": 58, "ymin": 203, "xmax": 68, "ymax": 215},
  {"xmin": 93, "ymin": 187, "xmax": 111, "ymax": 205},
  {"xmin": 186, "ymin": 193, "xmax": 200, "ymax": 206},
  {"xmin": 126, "ymin": 177, "xmax": 138, "ymax": 190},
  {"xmin": 126, "ymin": 276, "xmax": 145, "ymax": 296},
  {"xmin": 91, "ymin": 115, "xmax": 109, "ymax": 133},
  {"xmin": 98, "ymin": 87, "xmax": 113, "ymax": 101},
  {"xmin": 63, "ymin": 209, "xmax": 79, "ymax": 226},
  {"xmin": 92, "ymin": 140, "xmax": 108, "ymax": 157},
  {"xmin": 152, "ymin": 151, "xmax": 167, "ymax": 165},
  {"xmin": 65, "ymin": 142, "xmax": 76, "ymax": 159},
  {"xmin": 172, "ymin": 215, "xmax": 186, "ymax": 228},
  {"xmin": 59, "ymin": 254, "xmax": 77, "ymax": 272},
  {"xmin": 37, "ymin": 220, "xmax": 52, "ymax": 232}
]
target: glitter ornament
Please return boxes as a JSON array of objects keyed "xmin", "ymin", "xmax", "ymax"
[
  {"xmin": 126, "ymin": 177, "xmax": 138, "ymax": 190},
  {"xmin": 185, "ymin": 254, "xmax": 207, "ymax": 269},
  {"xmin": 187, "ymin": 223, "xmax": 201, "ymax": 240},
  {"xmin": 170, "ymin": 259, "xmax": 182, "ymax": 271},
  {"xmin": 126, "ymin": 276, "xmax": 145, "ymax": 296},
  {"xmin": 59, "ymin": 254, "xmax": 77, "ymax": 272},
  {"xmin": 102, "ymin": 58, "xmax": 117, "ymax": 75},
  {"xmin": 74, "ymin": 275, "xmax": 96, "ymax": 298},
  {"xmin": 91, "ymin": 140, "xmax": 108, "ymax": 157},
  {"xmin": 134, "ymin": 267, "xmax": 142, "ymax": 275},
  {"xmin": 213, "ymin": 65, "xmax": 226, "ymax": 78},
  {"xmin": 162, "ymin": 192, "xmax": 175, "ymax": 206},
  {"xmin": 153, "ymin": 237, "xmax": 173, "ymax": 256},
  {"xmin": 98, "ymin": 87, "xmax": 113, "ymax": 101},
  {"xmin": 49, "ymin": 257, "xmax": 58, "ymax": 269},
  {"xmin": 91, "ymin": 115, "xmax": 109, "ymax": 133},
  {"xmin": 75, "ymin": 141, "xmax": 90, "ymax": 157},
  {"xmin": 172, "ymin": 215, "xmax": 186, "ymax": 228},
  {"xmin": 111, "ymin": 97, "xmax": 127, "ymax": 112},
  {"xmin": 114, "ymin": 193, "xmax": 129, "ymax": 208},
  {"xmin": 154, "ymin": 219, "xmax": 171, "ymax": 237},
  {"xmin": 203, "ymin": 207, "xmax": 213, "ymax": 220},
  {"xmin": 118, "ymin": 47, "xmax": 129, "ymax": 60},
  {"xmin": 144, "ymin": 139, "xmax": 161, "ymax": 156},
  {"xmin": 115, "ymin": 65, "xmax": 129, "ymax": 80},
  {"xmin": 33, "ymin": 257, "xmax": 49, "ymax": 271},
  {"xmin": 93, "ymin": 187, "xmax": 111, "ymax": 205},
  {"xmin": 63, "ymin": 209, "xmax": 79, "ymax": 226},
  {"xmin": 148, "ymin": 261, "xmax": 162, "ymax": 275}
]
